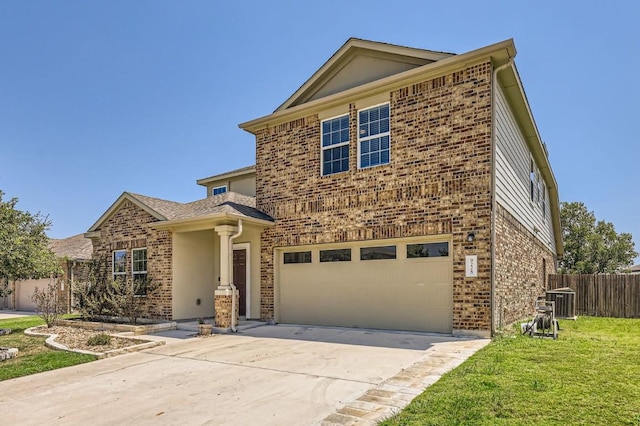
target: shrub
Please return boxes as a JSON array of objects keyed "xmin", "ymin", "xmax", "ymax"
[
  {"xmin": 31, "ymin": 280, "xmax": 64, "ymax": 327},
  {"xmin": 73, "ymin": 257, "xmax": 158, "ymax": 324},
  {"xmin": 86, "ymin": 333, "xmax": 111, "ymax": 346}
]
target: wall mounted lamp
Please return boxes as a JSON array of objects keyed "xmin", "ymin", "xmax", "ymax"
[{"xmin": 466, "ymin": 232, "xmax": 475, "ymax": 243}]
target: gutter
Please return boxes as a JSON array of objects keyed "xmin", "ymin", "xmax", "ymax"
[
  {"xmin": 491, "ymin": 59, "xmax": 514, "ymax": 336},
  {"xmin": 228, "ymin": 220, "xmax": 243, "ymax": 333}
]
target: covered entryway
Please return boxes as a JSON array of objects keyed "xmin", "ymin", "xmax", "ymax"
[
  {"xmin": 276, "ymin": 236, "xmax": 453, "ymax": 333},
  {"xmin": 233, "ymin": 246, "xmax": 249, "ymax": 316}
]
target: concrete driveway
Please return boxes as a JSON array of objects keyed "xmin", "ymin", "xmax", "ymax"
[{"xmin": 0, "ymin": 325, "xmax": 489, "ymax": 425}]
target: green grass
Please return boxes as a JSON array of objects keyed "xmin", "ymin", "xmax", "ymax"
[
  {"xmin": 0, "ymin": 316, "xmax": 95, "ymax": 381},
  {"xmin": 381, "ymin": 317, "xmax": 640, "ymax": 426}
]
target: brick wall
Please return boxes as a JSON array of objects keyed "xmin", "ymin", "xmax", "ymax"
[
  {"xmin": 494, "ymin": 203, "xmax": 556, "ymax": 328},
  {"xmin": 89, "ymin": 200, "xmax": 173, "ymax": 319},
  {"xmin": 256, "ymin": 63, "xmax": 494, "ymax": 331}
]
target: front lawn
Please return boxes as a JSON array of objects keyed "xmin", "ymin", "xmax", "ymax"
[
  {"xmin": 382, "ymin": 317, "xmax": 640, "ymax": 425},
  {"xmin": 0, "ymin": 316, "xmax": 95, "ymax": 381}
]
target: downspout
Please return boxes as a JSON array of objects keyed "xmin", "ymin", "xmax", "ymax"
[
  {"xmin": 228, "ymin": 219, "xmax": 243, "ymax": 332},
  {"xmin": 491, "ymin": 59, "xmax": 513, "ymax": 336}
]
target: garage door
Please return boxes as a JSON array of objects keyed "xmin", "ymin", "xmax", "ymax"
[
  {"xmin": 16, "ymin": 278, "xmax": 53, "ymax": 311},
  {"xmin": 277, "ymin": 237, "xmax": 453, "ymax": 333}
]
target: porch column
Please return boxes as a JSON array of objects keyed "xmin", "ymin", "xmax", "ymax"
[{"xmin": 214, "ymin": 225, "xmax": 239, "ymax": 329}]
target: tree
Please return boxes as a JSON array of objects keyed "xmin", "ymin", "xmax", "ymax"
[
  {"xmin": 559, "ymin": 201, "xmax": 637, "ymax": 274},
  {"xmin": 0, "ymin": 190, "xmax": 60, "ymax": 298}
]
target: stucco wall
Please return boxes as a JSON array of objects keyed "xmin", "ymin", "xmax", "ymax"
[
  {"xmin": 172, "ymin": 230, "xmax": 216, "ymax": 320},
  {"xmin": 255, "ymin": 63, "xmax": 494, "ymax": 332}
]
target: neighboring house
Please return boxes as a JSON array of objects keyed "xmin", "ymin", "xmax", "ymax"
[
  {"xmin": 87, "ymin": 38, "xmax": 562, "ymax": 337},
  {"xmin": 629, "ymin": 264, "xmax": 640, "ymax": 274},
  {"xmin": 1, "ymin": 234, "xmax": 92, "ymax": 311}
]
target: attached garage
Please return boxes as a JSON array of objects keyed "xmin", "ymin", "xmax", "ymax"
[
  {"xmin": 15, "ymin": 278, "xmax": 54, "ymax": 311},
  {"xmin": 276, "ymin": 236, "xmax": 453, "ymax": 333}
]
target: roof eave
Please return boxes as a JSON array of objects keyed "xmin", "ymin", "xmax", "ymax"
[
  {"xmin": 497, "ymin": 65, "xmax": 563, "ymax": 257},
  {"xmin": 240, "ymin": 39, "xmax": 515, "ymax": 134},
  {"xmin": 150, "ymin": 212, "xmax": 274, "ymax": 231},
  {"xmin": 196, "ymin": 166, "xmax": 257, "ymax": 187},
  {"xmin": 86, "ymin": 192, "xmax": 167, "ymax": 233},
  {"xmin": 275, "ymin": 38, "xmax": 455, "ymax": 112}
]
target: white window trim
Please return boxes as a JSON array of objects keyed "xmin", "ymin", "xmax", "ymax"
[
  {"xmin": 357, "ymin": 102, "xmax": 391, "ymax": 169},
  {"xmin": 132, "ymin": 247, "xmax": 147, "ymax": 278},
  {"xmin": 233, "ymin": 243, "xmax": 251, "ymax": 319},
  {"xmin": 113, "ymin": 250, "xmax": 127, "ymax": 279},
  {"xmin": 320, "ymin": 113, "xmax": 350, "ymax": 176},
  {"xmin": 212, "ymin": 185, "xmax": 227, "ymax": 196}
]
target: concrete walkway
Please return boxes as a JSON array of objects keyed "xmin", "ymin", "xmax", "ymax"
[
  {"xmin": 0, "ymin": 324, "xmax": 489, "ymax": 425},
  {"xmin": 0, "ymin": 310, "xmax": 36, "ymax": 320}
]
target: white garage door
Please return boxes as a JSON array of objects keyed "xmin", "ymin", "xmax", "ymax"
[
  {"xmin": 277, "ymin": 237, "xmax": 453, "ymax": 333},
  {"xmin": 16, "ymin": 278, "xmax": 52, "ymax": 311}
]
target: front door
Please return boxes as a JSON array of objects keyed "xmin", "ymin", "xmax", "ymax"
[{"xmin": 233, "ymin": 249, "xmax": 247, "ymax": 316}]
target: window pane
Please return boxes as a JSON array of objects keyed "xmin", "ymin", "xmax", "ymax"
[
  {"xmin": 322, "ymin": 115, "xmax": 349, "ymax": 147},
  {"xmin": 213, "ymin": 186, "xmax": 227, "ymax": 195},
  {"xmin": 320, "ymin": 249, "xmax": 351, "ymax": 262},
  {"xmin": 406, "ymin": 242, "xmax": 449, "ymax": 258},
  {"xmin": 361, "ymin": 154, "xmax": 370, "ymax": 168},
  {"xmin": 113, "ymin": 250, "xmax": 126, "ymax": 275},
  {"xmin": 284, "ymin": 251, "xmax": 312, "ymax": 264},
  {"xmin": 360, "ymin": 246, "xmax": 396, "ymax": 260},
  {"xmin": 323, "ymin": 145, "xmax": 349, "ymax": 175}
]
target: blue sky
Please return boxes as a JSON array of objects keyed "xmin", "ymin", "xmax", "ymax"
[{"xmin": 1, "ymin": 1, "xmax": 638, "ymax": 263}]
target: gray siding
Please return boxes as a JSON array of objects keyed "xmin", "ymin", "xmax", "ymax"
[{"xmin": 495, "ymin": 85, "xmax": 556, "ymax": 254}]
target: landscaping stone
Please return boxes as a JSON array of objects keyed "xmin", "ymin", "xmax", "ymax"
[
  {"xmin": 0, "ymin": 347, "xmax": 18, "ymax": 361},
  {"xmin": 0, "ymin": 328, "xmax": 12, "ymax": 335}
]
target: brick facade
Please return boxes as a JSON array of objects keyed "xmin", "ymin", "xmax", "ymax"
[
  {"xmin": 494, "ymin": 203, "xmax": 555, "ymax": 328},
  {"xmin": 88, "ymin": 200, "xmax": 173, "ymax": 319},
  {"xmin": 256, "ymin": 63, "xmax": 495, "ymax": 331}
]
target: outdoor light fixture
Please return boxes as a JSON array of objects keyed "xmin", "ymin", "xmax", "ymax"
[{"xmin": 466, "ymin": 232, "xmax": 475, "ymax": 243}]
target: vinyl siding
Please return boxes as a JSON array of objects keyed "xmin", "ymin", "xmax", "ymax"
[{"xmin": 495, "ymin": 85, "xmax": 556, "ymax": 254}]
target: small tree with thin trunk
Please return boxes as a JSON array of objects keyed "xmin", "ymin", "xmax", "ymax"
[{"xmin": 31, "ymin": 280, "xmax": 64, "ymax": 327}]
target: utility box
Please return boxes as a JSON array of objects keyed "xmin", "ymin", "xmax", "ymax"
[{"xmin": 546, "ymin": 287, "xmax": 577, "ymax": 320}]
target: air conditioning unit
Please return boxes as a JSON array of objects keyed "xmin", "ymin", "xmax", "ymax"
[{"xmin": 546, "ymin": 287, "xmax": 577, "ymax": 320}]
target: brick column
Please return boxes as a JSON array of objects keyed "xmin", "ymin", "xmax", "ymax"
[{"xmin": 214, "ymin": 225, "xmax": 238, "ymax": 329}]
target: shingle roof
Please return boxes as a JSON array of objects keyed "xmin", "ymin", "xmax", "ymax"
[
  {"xmin": 196, "ymin": 165, "xmax": 256, "ymax": 185},
  {"xmin": 49, "ymin": 234, "xmax": 92, "ymax": 260},
  {"xmin": 126, "ymin": 191, "xmax": 273, "ymax": 223}
]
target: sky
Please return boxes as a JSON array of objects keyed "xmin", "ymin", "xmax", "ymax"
[{"xmin": 1, "ymin": 1, "xmax": 639, "ymax": 263}]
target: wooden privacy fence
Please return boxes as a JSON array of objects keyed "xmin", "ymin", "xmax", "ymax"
[{"xmin": 548, "ymin": 274, "xmax": 640, "ymax": 318}]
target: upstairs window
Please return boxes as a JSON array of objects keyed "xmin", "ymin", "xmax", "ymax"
[
  {"xmin": 321, "ymin": 114, "xmax": 350, "ymax": 176},
  {"xmin": 212, "ymin": 185, "xmax": 227, "ymax": 196},
  {"xmin": 359, "ymin": 103, "xmax": 390, "ymax": 168},
  {"xmin": 113, "ymin": 250, "xmax": 126, "ymax": 280}
]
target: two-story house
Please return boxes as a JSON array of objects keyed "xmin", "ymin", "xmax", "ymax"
[{"xmin": 86, "ymin": 38, "xmax": 561, "ymax": 337}]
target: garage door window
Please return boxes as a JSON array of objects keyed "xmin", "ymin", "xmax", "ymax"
[
  {"xmin": 360, "ymin": 245, "xmax": 396, "ymax": 260},
  {"xmin": 407, "ymin": 242, "xmax": 449, "ymax": 258},
  {"xmin": 284, "ymin": 251, "xmax": 312, "ymax": 264},
  {"xmin": 320, "ymin": 249, "xmax": 351, "ymax": 262}
]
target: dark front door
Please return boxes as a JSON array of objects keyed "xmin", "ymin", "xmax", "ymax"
[{"xmin": 233, "ymin": 249, "xmax": 247, "ymax": 316}]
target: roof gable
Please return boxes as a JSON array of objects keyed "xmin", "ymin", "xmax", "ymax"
[{"xmin": 276, "ymin": 38, "xmax": 453, "ymax": 111}]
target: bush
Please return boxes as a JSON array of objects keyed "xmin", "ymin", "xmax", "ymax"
[
  {"xmin": 86, "ymin": 333, "xmax": 111, "ymax": 346},
  {"xmin": 73, "ymin": 258, "xmax": 157, "ymax": 324},
  {"xmin": 31, "ymin": 280, "xmax": 64, "ymax": 327}
]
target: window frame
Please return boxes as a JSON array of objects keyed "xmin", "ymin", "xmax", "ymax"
[
  {"xmin": 212, "ymin": 185, "xmax": 227, "ymax": 196},
  {"xmin": 360, "ymin": 245, "xmax": 397, "ymax": 261},
  {"xmin": 132, "ymin": 247, "xmax": 148, "ymax": 296},
  {"xmin": 319, "ymin": 248, "xmax": 352, "ymax": 262},
  {"xmin": 406, "ymin": 242, "xmax": 450, "ymax": 258},
  {"xmin": 113, "ymin": 250, "xmax": 127, "ymax": 280},
  {"xmin": 283, "ymin": 251, "xmax": 312, "ymax": 264},
  {"xmin": 357, "ymin": 102, "xmax": 391, "ymax": 169},
  {"xmin": 321, "ymin": 113, "xmax": 350, "ymax": 176}
]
